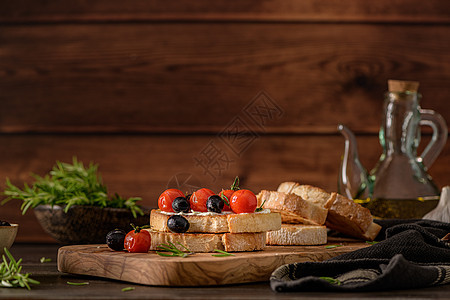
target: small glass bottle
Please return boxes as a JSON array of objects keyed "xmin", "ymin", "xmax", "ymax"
[{"xmin": 366, "ymin": 80, "xmax": 447, "ymax": 219}]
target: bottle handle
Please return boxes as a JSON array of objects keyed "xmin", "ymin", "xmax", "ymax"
[{"xmin": 418, "ymin": 109, "xmax": 448, "ymax": 169}]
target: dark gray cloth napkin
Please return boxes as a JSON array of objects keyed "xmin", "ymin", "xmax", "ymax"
[{"xmin": 270, "ymin": 219, "xmax": 450, "ymax": 292}]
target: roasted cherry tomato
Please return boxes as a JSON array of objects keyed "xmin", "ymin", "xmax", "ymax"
[
  {"xmin": 158, "ymin": 189, "xmax": 185, "ymax": 212},
  {"xmin": 218, "ymin": 189, "xmax": 233, "ymax": 211},
  {"xmin": 190, "ymin": 188, "xmax": 215, "ymax": 212},
  {"xmin": 230, "ymin": 189, "xmax": 257, "ymax": 214},
  {"xmin": 124, "ymin": 224, "xmax": 151, "ymax": 253}
]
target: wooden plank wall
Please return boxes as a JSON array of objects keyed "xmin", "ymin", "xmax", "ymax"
[{"xmin": 1, "ymin": 1, "xmax": 450, "ymax": 242}]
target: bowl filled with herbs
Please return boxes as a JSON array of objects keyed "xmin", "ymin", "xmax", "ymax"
[
  {"xmin": 0, "ymin": 220, "xmax": 18, "ymax": 255},
  {"xmin": 2, "ymin": 158, "xmax": 149, "ymax": 244}
]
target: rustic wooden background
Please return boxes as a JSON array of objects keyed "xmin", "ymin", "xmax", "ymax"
[{"xmin": 1, "ymin": 1, "xmax": 450, "ymax": 242}]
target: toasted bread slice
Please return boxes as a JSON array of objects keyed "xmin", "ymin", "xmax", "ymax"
[
  {"xmin": 291, "ymin": 184, "xmax": 331, "ymax": 207},
  {"xmin": 266, "ymin": 224, "xmax": 327, "ymax": 245},
  {"xmin": 277, "ymin": 182, "xmax": 300, "ymax": 194},
  {"xmin": 257, "ymin": 190, "xmax": 328, "ymax": 225},
  {"xmin": 147, "ymin": 230, "xmax": 266, "ymax": 252},
  {"xmin": 227, "ymin": 211, "xmax": 281, "ymax": 233},
  {"xmin": 222, "ymin": 232, "xmax": 266, "ymax": 252},
  {"xmin": 325, "ymin": 193, "xmax": 381, "ymax": 241},
  {"xmin": 278, "ymin": 182, "xmax": 331, "ymax": 207},
  {"xmin": 150, "ymin": 209, "xmax": 281, "ymax": 233},
  {"xmin": 150, "ymin": 210, "xmax": 229, "ymax": 233}
]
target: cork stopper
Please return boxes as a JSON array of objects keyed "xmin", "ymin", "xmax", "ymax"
[{"xmin": 388, "ymin": 80, "xmax": 419, "ymax": 92}]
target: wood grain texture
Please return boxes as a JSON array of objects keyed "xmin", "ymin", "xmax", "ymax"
[
  {"xmin": 1, "ymin": 23, "xmax": 450, "ymax": 134},
  {"xmin": 1, "ymin": 0, "xmax": 450, "ymax": 23},
  {"xmin": 6, "ymin": 243, "xmax": 450, "ymax": 300},
  {"xmin": 2, "ymin": 134, "xmax": 449, "ymax": 243},
  {"xmin": 1, "ymin": 0, "xmax": 450, "ymax": 243},
  {"xmin": 57, "ymin": 241, "xmax": 368, "ymax": 286}
]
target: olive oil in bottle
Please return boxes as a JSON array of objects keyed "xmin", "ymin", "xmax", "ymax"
[{"xmin": 364, "ymin": 197, "xmax": 439, "ymax": 219}]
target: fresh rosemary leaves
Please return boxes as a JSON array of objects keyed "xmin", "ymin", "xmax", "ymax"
[
  {"xmin": 0, "ymin": 248, "xmax": 40, "ymax": 290},
  {"xmin": 2, "ymin": 157, "xmax": 143, "ymax": 218},
  {"xmin": 67, "ymin": 281, "xmax": 89, "ymax": 286},
  {"xmin": 156, "ymin": 242, "xmax": 194, "ymax": 258},
  {"xmin": 366, "ymin": 241, "xmax": 379, "ymax": 245},
  {"xmin": 39, "ymin": 257, "xmax": 51, "ymax": 263},
  {"xmin": 320, "ymin": 276, "xmax": 341, "ymax": 285},
  {"xmin": 212, "ymin": 249, "xmax": 235, "ymax": 257},
  {"xmin": 325, "ymin": 245, "xmax": 343, "ymax": 249}
]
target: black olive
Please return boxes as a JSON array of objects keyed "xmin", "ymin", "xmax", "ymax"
[
  {"xmin": 106, "ymin": 228, "xmax": 127, "ymax": 251},
  {"xmin": 0, "ymin": 220, "xmax": 11, "ymax": 226},
  {"xmin": 207, "ymin": 195, "xmax": 224, "ymax": 213},
  {"xmin": 172, "ymin": 196, "xmax": 190, "ymax": 213},
  {"xmin": 167, "ymin": 215, "xmax": 190, "ymax": 233}
]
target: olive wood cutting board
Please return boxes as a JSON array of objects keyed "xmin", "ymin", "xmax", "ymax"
[{"xmin": 57, "ymin": 238, "xmax": 369, "ymax": 286}]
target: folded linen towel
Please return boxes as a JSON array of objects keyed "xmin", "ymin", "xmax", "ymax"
[{"xmin": 270, "ymin": 219, "xmax": 450, "ymax": 292}]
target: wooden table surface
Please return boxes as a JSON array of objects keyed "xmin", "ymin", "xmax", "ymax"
[{"xmin": 2, "ymin": 243, "xmax": 450, "ymax": 300}]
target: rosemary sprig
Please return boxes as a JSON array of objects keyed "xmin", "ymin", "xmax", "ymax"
[
  {"xmin": 212, "ymin": 249, "xmax": 235, "ymax": 257},
  {"xmin": 320, "ymin": 276, "xmax": 341, "ymax": 285},
  {"xmin": 325, "ymin": 245, "xmax": 343, "ymax": 249},
  {"xmin": 366, "ymin": 241, "xmax": 379, "ymax": 245},
  {"xmin": 67, "ymin": 281, "xmax": 89, "ymax": 286},
  {"xmin": 1, "ymin": 157, "xmax": 144, "ymax": 218},
  {"xmin": 156, "ymin": 242, "xmax": 194, "ymax": 258},
  {"xmin": 39, "ymin": 257, "xmax": 51, "ymax": 263},
  {"xmin": 0, "ymin": 248, "xmax": 40, "ymax": 290}
]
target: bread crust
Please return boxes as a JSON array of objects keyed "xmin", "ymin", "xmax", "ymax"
[
  {"xmin": 324, "ymin": 193, "xmax": 380, "ymax": 241},
  {"xmin": 148, "ymin": 230, "xmax": 224, "ymax": 252},
  {"xmin": 150, "ymin": 210, "xmax": 229, "ymax": 233},
  {"xmin": 271, "ymin": 183, "xmax": 381, "ymax": 241},
  {"xmin": 266, "ymin": 224, "xmax": 327, "ymax": 245},
  {"xmin": 222, "ymin": 232, "xmax": 266, "ymax": 252},
  {"xmin": 150, "ymin": 209, "xmax": 281, "ymax": 234},
  {"xmin": 227, "ymin": 211, "xmax": 281, "ymax": 233},
  {"xmin": 276, "ymin": 182, "xmax": 300, "ymax": 194},
  {"xmin": 257, "ymin": 190, "xmax": 327, "ymax": 225},
  {"xmin": 291, "ymin": 184, "xmax": 331, "ymax": 207},
  {"xmin": 147, "ymin": 230, "xmax": 266, "ymax": 252}
]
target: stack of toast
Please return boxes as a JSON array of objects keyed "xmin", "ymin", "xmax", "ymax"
[
  {"xmin": 258, "ymin": 182, "xmax": 381, "ymax": 245},
  {"xmin": 147, "ymin": 209, "xmax": 281, "ymax": 252}
]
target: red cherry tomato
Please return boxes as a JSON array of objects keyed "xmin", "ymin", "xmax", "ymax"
[
  {"xmin": 158, "ymin": 189, "xmax": 184, "ymax": 212},
  {"xmin": 124, "ymin": 225, "xmax": 151, "ymax": 253},
  {"xmin": 230, "ymin": 189, "xmax": 257, "ymax": 214},
  {"xmin": 190, "ymin": 188, "xmax": 215, "ymax": 212},
  {"xmin": 218, "ymin": 189, "xmax": 233, "ymax": 211}
]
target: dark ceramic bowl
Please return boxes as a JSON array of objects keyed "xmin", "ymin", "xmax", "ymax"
[
  {"xmin": 0, "ymin": 224, "xmax": 18, "ymax": 256},
  {"xmin": 33, "ymin": 205, "xmax": 150, "ymax": 244}
]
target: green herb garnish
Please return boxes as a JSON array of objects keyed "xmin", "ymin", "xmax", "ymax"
[
  {"xmin": 0, "ymin": 248, "xmax": 40, "ymax": 290},
  {"xmin": 121, "ymin": 287, "xmax": 135, "ymax": 292},
  {"xmin": 212, "ymin": 249, "xmax": 235, "ymax": 257},
  {"xmin": 1, "ymin": 157, "xmax": 143, "ymax": 218},
  {"xmin": 366, "ymin": 241, "xmax": 379, "ymax": 245},
  {"xmin": 156, "ymin": 242, "xmax": 194, "ymax": 258},
  {"xmin": 325, "ymin": 245, "xmax": 343, "ymax": 249},
  {"xmin": 67, "ymin": 281, "xmax": 89, "ymax": 286},
  {"xmin": 320, "ymin": 276, "xmax": 341, "ymax": 285},
  {"xmin": 219, "ymin": 193, "xmax": 230, "ymax": 206},
  {"xmin": 130, "ymin": 223, "xmax": 150, "ymax": 233},
  {"xmin": 230, "ymin": 176, "xmax": 240, "ymax": 191},
  {"xmin": 39, "ymin": 257, "xmax": 51, "ymax": 263},
  {"xmin": 255, "ymin": 198, "xmax": 266, "ymax": 212}
]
